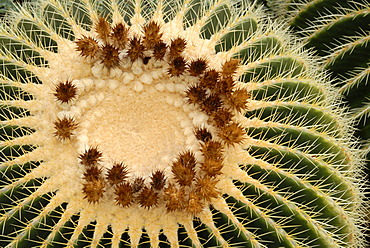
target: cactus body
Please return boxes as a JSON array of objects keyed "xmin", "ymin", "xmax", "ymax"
[
  {"xmin": 267, "ymin": 0, "xmax": 370, "ymax": 139},
  {"xmin": 0, "ymin": 0, "xmax": 367, "ymax": 247}
]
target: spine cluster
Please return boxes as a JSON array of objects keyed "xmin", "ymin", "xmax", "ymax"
[
  {"xmin": 77, "ymin": 146, "xmax": 219, "ymax": 214},
  {"xmin": 52, "ymin": 17, "xmax": 251, "ymax": 215},
  {"xmin": 79, "ymin": 147, "xmax": 164, "ymax": 208}
]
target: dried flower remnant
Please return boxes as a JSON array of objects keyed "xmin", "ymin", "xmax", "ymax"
[
  {"xmin": 200, "ymin": 69, "xmax": 220, "ymax": 89},
  {"xmin": 79, "ymin": 147, "xmax": 103, "ymax": 166},
  {"xmin": 83, "ymin": 165, "xmax": 103, "ymax": 181},
  {"xmin": 101, "ymin": 44, "xmax": 120, "ymax": 68},
  {"xmin": 110, "ymin": 23, "xmax": 129, "ymax": 49},
  {"xmin": 132, "ymin": 177, "xmax": 145, "ymax": 193},
  {"xmin": 228, "ymin": 89, "xmax": 250, "ymax": 112},
  {"xmin": 212, "ymin": 108, "xmax": 233, "ymax": 127},
  {"xmin": 195, "ymin": 176, "xmax": 220, "ymax": 201},
  {"xmin": 75, "ymin": 36, "xmax": 100, "ymax": 57},
  {"xmin": 143, "ymin": 21, "xmax": 162, "ymax": 49},
  {"xmin": 201, "ymin": 140, "xmax": 223, "ymax": 160},
  {"xmin": 185, "ymin": 84, "xmax": 208, "ymax": 106},
  {"xmin": 201, "ymin": 159, "xmax": 223, "ymax": 177},
  {"xmin": 138, "ymin": 186, "xmax": 159, "ymax": 209},
  {"xmin": 221, "ymin": 59, "xmax": 240, "ymax": 77},
  {"xmin": 106, "ymin": 162, "xmax": 128, "ymax": 185},
  {"xmin": 168, "ymin": 56, "xmax": 187, "ymax": 77},
  {"xmin": 218, "ymin": 123, "xmax": 246, "ymax": 146},
  {"xmin": 150, "ymin": 170, "xmax": 166, "ymax": 190},
  {"xmin": 187, "ymin": 190, "xmax": 204, "ymax": 215},
  {"xmin": 215, "ymin": 76, "xmax": 235, "ymax": 95},
  {"xmin": 189, "ymin": 58, "xmax": 208, "ymax": 76},
  {"xmin": 169, "ymin": 37, "xmax": 187, "ymax": 59},
  {"xmin": 82, "ymin": 178, "xmax": 106, "ymax": 203},
  {"xmin": 172, "ymin": 151, "xmax": 197, "ymax": 186},
  {"xmin": 164, "ymin": 184, "xmax": 185, "ymax": 212},
  {"xmin": 194, "ymin": 127, "xmax": 213, "ymax": 142},
  {"xmin": 128, "ymin": 36, "xmax": 144, "ymax": 61},
  {"xmin": 200, "ymin": 93, "xmax": 223, "ymax": 114},
  {"xmin": 153, "ymin": 41, "xmax": 167, "ymax": 60},
  {"xmin": 114, "ymin": 182, "xmax": 134, "ymax": 207},
  {"xmin": 53, "ymin": 117, "xmax": 78, "ymax": 140},
  {"xmin": 54, "ymin": 80, "xmax": 77, "ymax": 103},
  {"xmin": 95, "ymin": 17, "xmax": 111, "ymax": 42}
]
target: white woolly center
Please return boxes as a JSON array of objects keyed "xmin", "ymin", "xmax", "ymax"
[{"xmin": 84, "ymin": 86, "xmax": 189, "ymax": 178}]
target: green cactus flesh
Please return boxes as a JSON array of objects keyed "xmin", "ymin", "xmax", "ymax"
[
  {"xmin": 0, "ymin": 0, "xmax": 366, "ymax": 247},
  {"xmin": 267, "ymin": 0, "xmax": 370, "ymax": 139}
]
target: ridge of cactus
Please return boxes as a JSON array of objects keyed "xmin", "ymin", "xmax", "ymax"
[
  {"xmin": 266, "ymin": 0, "xmax": 370, "ymax": 132},
  {"xmin": 0, "ymin": 1, "xmax": 16, "ymax": 18},
  {"xmin": 0, "ymin": 0, "xmax": 367, "ymax": 247},
  {"xmin": 266, "ymin": 0, "xmax": 370, "ymax": 244}
]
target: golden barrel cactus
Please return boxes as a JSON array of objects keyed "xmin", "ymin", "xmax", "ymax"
[{"xmin": 0, "ymin": 0, "xmax": 367, "ymax": 247}]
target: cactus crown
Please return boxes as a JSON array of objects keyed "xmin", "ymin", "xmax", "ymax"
[{"xmin": 0, "ymin": 0, "xmax": 367, "ymax": 247}]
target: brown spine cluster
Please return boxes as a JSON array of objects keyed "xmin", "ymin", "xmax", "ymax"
[
  {"xmin": 172, "ymin": 151, "xmax": 196, "ymax": 186},
  {"xmin": 168, "ymin": 56, "xmax": 187, "ymax": 77},
  {"xmin": 189, "ymin": 58, "xmax": 208, "ymax": 77},
  {"xmin": 218, "ymin": 123, "xmax": 246, "ymax": 146},
  {"xmin": 143, "ymin": 21, "xmax": 162, "ymax": 49},
  {"xmin": 74, "ymin": 17, "xmax": 187, "ymax": 71},
  {"xmin": 164, "ymin": 184, "xmax": 185, "ymax": 212},
  {"xmin": 200, "ymin": 69, "xmax": 219, "ymax": 89},
  {"xmin": 195, "ymin": 176, "xmax": 220, "ymax": 201},
  {"xmin": 75, "ymin": 36, "xmax": 100, "ymax": 57},
  {"xmin": 185, "ymin": 84, "xmax": 207, "ymax": 105},
  {"xmin": 83, "ymin": 165, "xmax": 103, "ymax": 181},
  {"xmin": 54, "ymin": 80, "xmax": 77, "ymax": 103},
  {"xmin": 80, "ymin": 147, "xmax": 105, "ymax": 203},
  {"xmin": 226, "ymin": 89, "xmax": 250, "ymax": 113},
  {"xmin": 101, "ymin": 44, "xmax": 120, "ymax": 68},
  {"xmin": 106, "ymin": 162, "xmax": 128, "ymax": 185},
  {"xmin": 153, "ymin": 41, "xmax": 167, "ymax": 60},
  {"xmin": 138, "ymin": 187, "xmax": 159, "ymax": 208},
  {"xmin": 221, "ymin": 59, "xmax": 239, "ymax": 77},
  {"xmin": 169, "ymin": 38, "xmax": 187, "ymax": 59},
  {"xmin": 184, "ymin": 58, "xmax": 249, "ymax": 146},
  {"xmin": 78, "ymin": 146, "xmax": 169, "ymax": 209},
  {"xmin": 187, "ymin": 190, "xmax": 204, "ymax": 215},
  {"xmin": 200, "ymin": 94, "xmax": 223, "ymax": 115},
  {"xmin": 200, "ymin": 141, "xmax": 224, "ymax": 177},
  {"xmin": 110, "ymin": 23, "xmax": 128, "ymax": 49},
  {"xmin": 115, "ymin": 182, "xmax": 134, "ymax": 207},
  {"xmin": 53, "ymin": 117, "xmax": 78, "ymax": 140},
  {"xmin": 79, "ymin": 147, "xmax": 103, "ymax": 166},
  {"xmin": 150, "ymin": 170, "xmax": 166, "ymax": 190},
  {"xmin": 82, "ymin": 179, "xmax": 105, "ymax": 204},
  {"xmin": 194, "ymin": 127, "xmax": 212, "ymax": 142},
  {"xmin": 95, "ymin": 17, "xmax": 111, "ymax": 42},
  {"xmin": 132, "ymin": 177, "xmax": 145, "ymax": 193},
  {"xmin": 128, "ymin": 37, "xmax": 145, "ymax": 61},
  {"xmin": 212, "ymin": 108, "xmax": 233, "ymax": 128}
]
